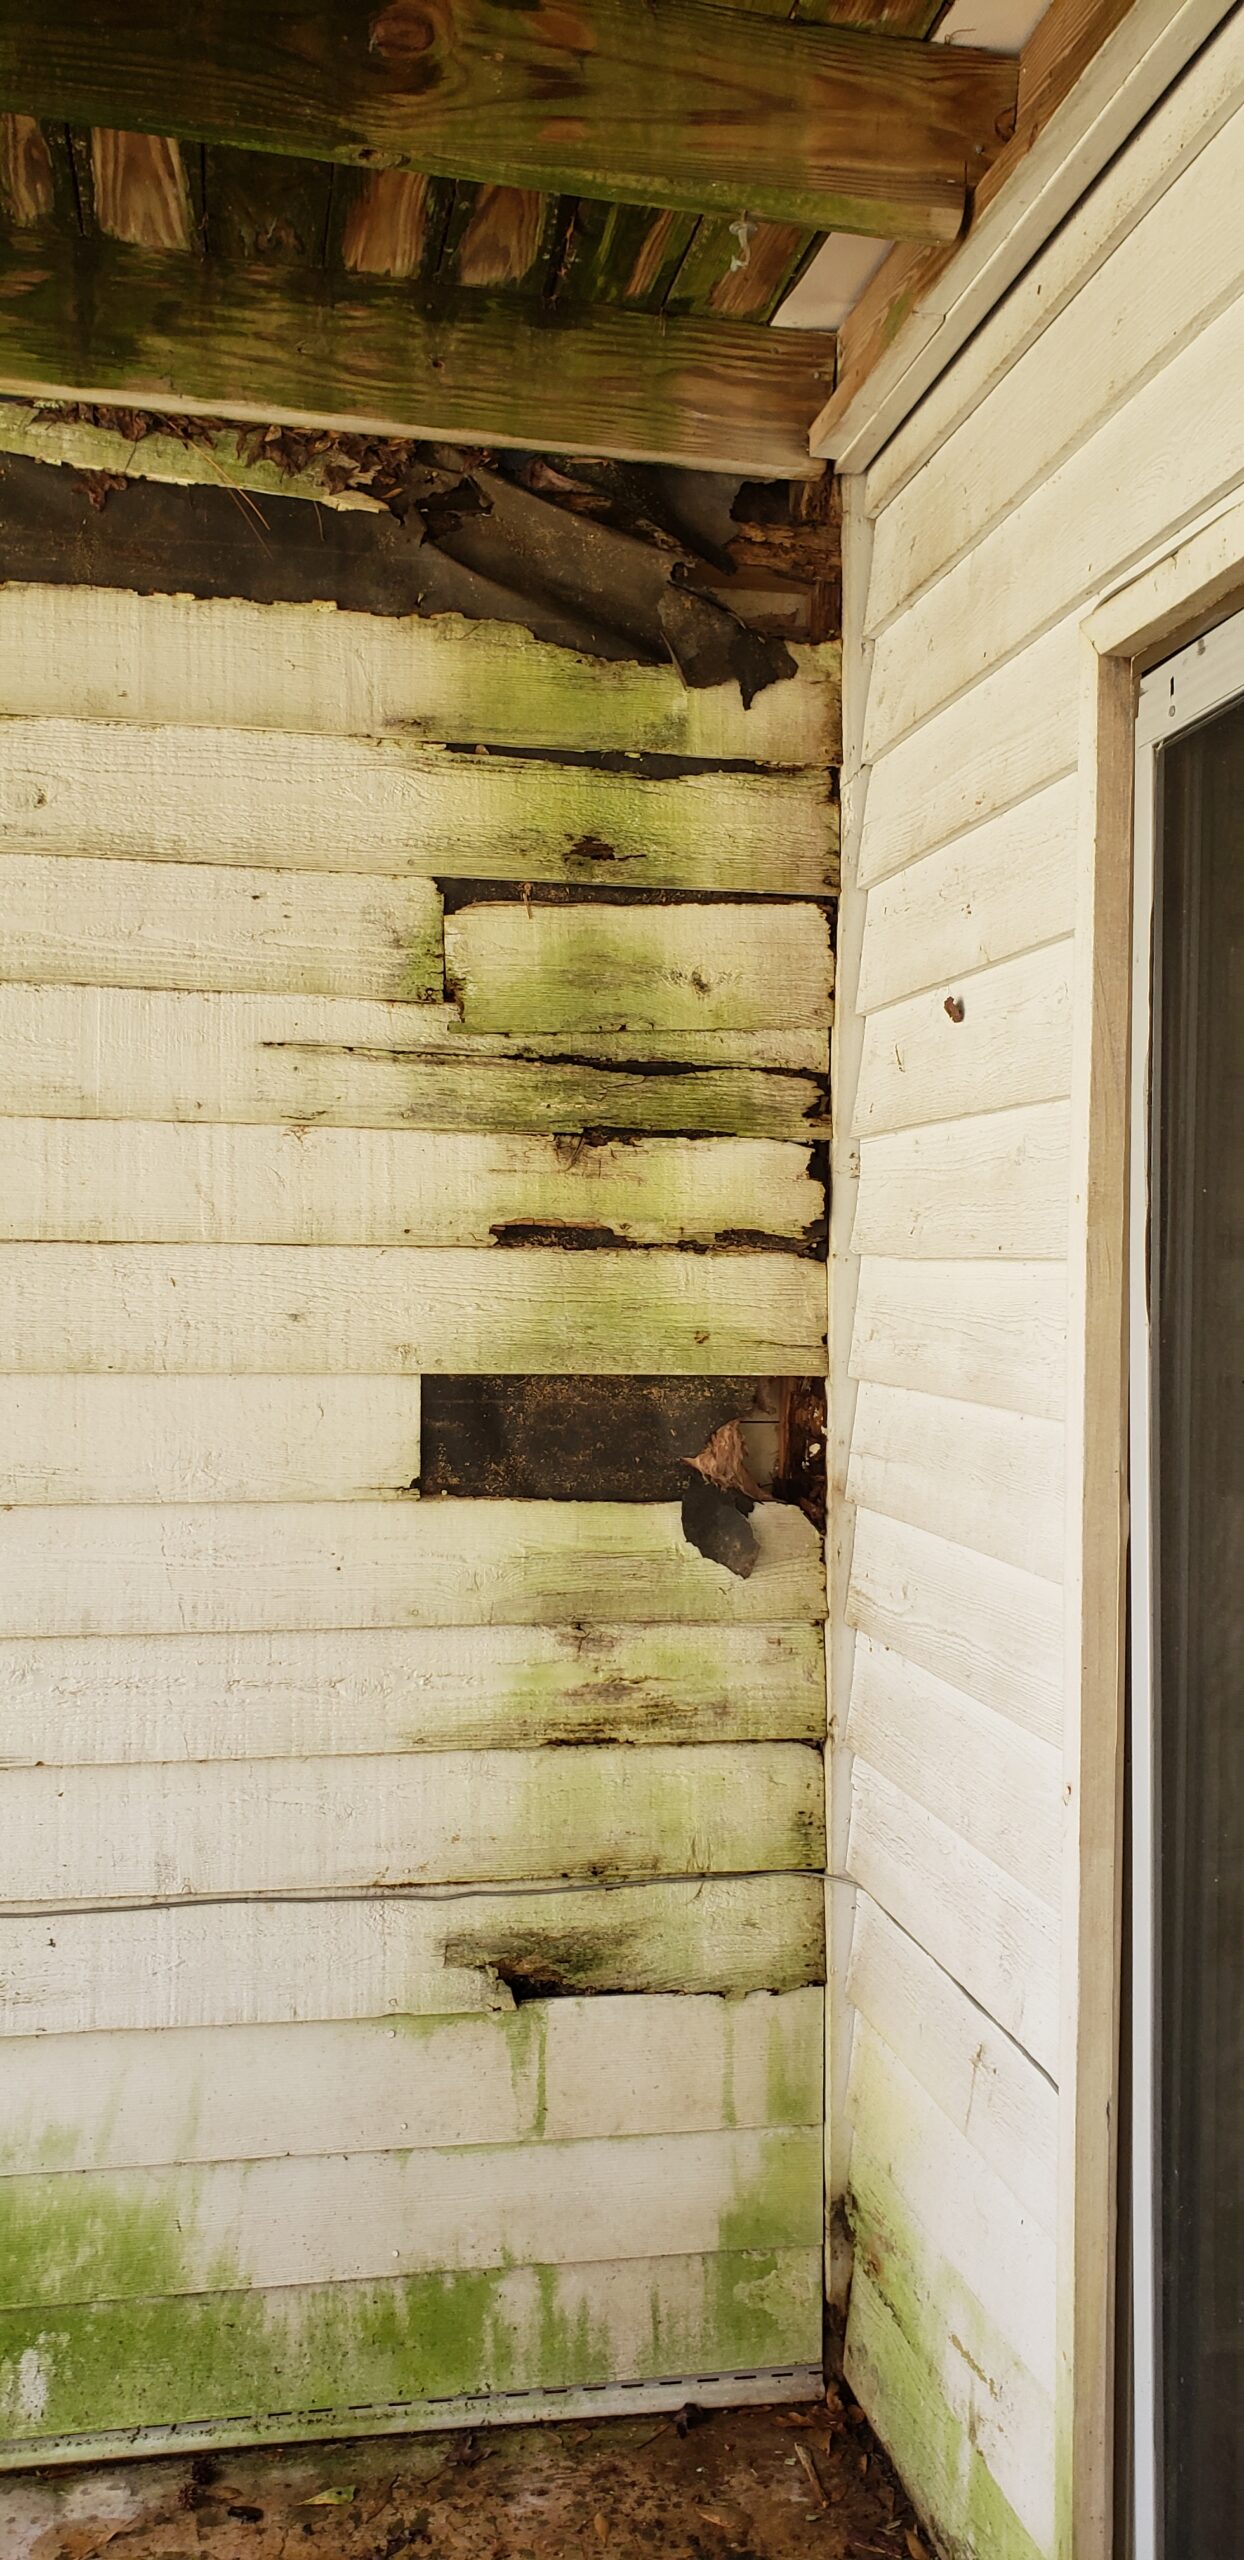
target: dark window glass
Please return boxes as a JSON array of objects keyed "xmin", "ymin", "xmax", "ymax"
[{"xmin": 1152, "ymin": 693, "xmax": 1244, "ymax": 2554}]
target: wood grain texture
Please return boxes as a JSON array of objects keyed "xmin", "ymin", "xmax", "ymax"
[
  {"xmin": 0, "ymin": 232, "xmax": 834, "ymax": 476},
  {"xmin": 0, "ymin": 1990, "xmax": 824, "ymax": 2171},
  {"xmin": 0, "ymin": 1498, "xmax": 825, "ymax": 1636},
  {"xmin": 0, "ymin": 1121, "xmax": 822, "ymax": 1249},
  {"xmin": 847, "ymin": 1761, "xmax": 1059, "ymax": 2074},
  {"xmin": 446, "ymin": 900, "xmax": 834, "ymax": 1034},
  {"xmin": 87, "ymin": 128, "xmax": 192, "ymax": 249},
  {"xmin": 0, "ymin": 582, "xmax": 840, "ymax": 762},
  {"xmin": 0, "ymin": 717, "xmax": 837, "ymax": 891},
  {"xmin": 858, "ymin": 621, "xmax": 1078, "ymax": 889},
  {"xmin": 0, "ymin": 1622, "xmax": 826, "ymax": 1764},
  {"xmin": 0, "ymin": 1242, "xmax": 826, "ymax": 1374},
  {"xmin": 0, "ymin": 983, "xmax": 830, "ymax": 1140},
  {"xmin": 847, "ymin": 1633, "xmax": 1062, "ymax": 1904},
  {"xmin": 0, "ymin": 852, "xmax": 444, "ymax": 1003},
  {"xmin": 848, "ymin": 2020, "xmax": 1056, "ymax": 2392},
  {"xmin": 847, "ymin": 1897, "xmax": 1058, "ymax": 2231},
  {"xmin": 847, "ymin": 1510, "xmax": 1063, "ymax": 1743},
  {"xmin": 846, "ymin": 1380, "xmax": 1063, "ymax": 1579},
  {"xmin": 0, "ymin": 1743, "xmax": 825, "ymax": 1902},
  {"xmin": 0, "ymin": 113, "xmax": 54, "ymax": 226},
  {"xmin": 852, "ymin": 1104, "xmax": 1071, "ymax": 1262},
  {"xmin": 855, "ymin": 779, "xmax": 1078, "ymax": 1013},
  {"xmin": 0, "ymin": 1377, "xmax": 423, "ymax": 1506},
  {"xmin": 849, "ymin": 1257, "xmax": 1066, "ymax": 1420},
  {"xmin": 0, "ymin": 2, "xmax": 1016, "ymax": 235},
  {"xmin": 853, "ymin": 941, "xmax": 1074, "ymax": 1138},
  {"xmin": 0, "ymin": 1875, "xmax": 827, "ymax": 2034}
]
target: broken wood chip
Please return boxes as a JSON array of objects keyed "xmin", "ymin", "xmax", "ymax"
[
  {"xmin": 793, "ymin": 2441, "xmax": 829, "ymax": 2514},
  {"xmin": 905, "ymin": 2531, "xmax": 930, "ymax": 2558},
  {"xmin": 684, "ymin": 1416, "xmax": 768, "ymax": 1504}
]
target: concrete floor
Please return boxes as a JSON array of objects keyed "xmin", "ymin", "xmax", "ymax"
[{"xmin": 1, "ymin": 2389, "xmax": 929, "ymax": 2560}]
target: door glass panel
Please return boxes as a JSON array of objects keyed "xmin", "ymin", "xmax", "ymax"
[{"xmin": 1152, "ymin": 694, "xmax": 1244, "ymax": 2551}]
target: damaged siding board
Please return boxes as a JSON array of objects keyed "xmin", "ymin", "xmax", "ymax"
[
  {"xmin": 0, "ymin": 984, "xmax": 829, "ymax": 1140},
  {"xmin": 0, "ymin": 1498, "xmax": 825, "ymax": 1638},
  {"xmin": 0, "ymin": 1876, "xmax": 827, "ymax": 2036},
  {"xmin": 0, "ymin": 1121, "xmax": 825, "ymax": 1250},
  {"xmin": 0, "ymin": 1623, "xmax": 826, "ymax": 1762},
  {"xmin": 0, "ymin": 562, "xmax": 834, "ymax": 2449},
  {"xmin": 0, "ymin": 1991, "xmax": 825, "ymax": 2171},
  {"xmin": 446, "ymin": 901, "xmax": 835, "ymax": 1034},
  {"xmin": 0, "ymin": 1244, "xmax": 826, "ymax": 1375},
  {"xmin": 0, "ymin": 581, "xmax": 841, "ymax": 760},
  {"xmin": 0, "ymin": 717, "xmax": 838, "ymax": 894}
]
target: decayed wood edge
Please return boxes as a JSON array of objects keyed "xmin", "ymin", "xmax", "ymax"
[
  {"xmin": 0, "ymin": 235, "xmax": 834, "ymax": 477},
  {"xmin": 0, "ymin": 3, "xmax": 1015, "ymax": 238},
  {"xmin": 0, "ymin": 399, "xmax": 392, "ymax": 510},
  {"xmin": 810, "ymin": 0, "xmax": 1231, "ymax": 469}
]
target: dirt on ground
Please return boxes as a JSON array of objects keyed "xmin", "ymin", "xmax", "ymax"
[{"xmin": 1, "ymin": 2391, "xmax": 932, "ymax": 2560}]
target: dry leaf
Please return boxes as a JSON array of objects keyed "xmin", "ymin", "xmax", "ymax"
[
  {"xmin": 905, "ymin": 2534, "xmax": 929, "ymax": 2559},
  {"xmin": 593, "ymin": 2515, "xmax": 609, "ymax": 2545},
  {"xmin": 302, "ymin": 2484, "xmax": 355, "ymax": 2505},
  {"xmin": 685, "ymin": 1419, "xmax": 767, "ymax": 1504}
]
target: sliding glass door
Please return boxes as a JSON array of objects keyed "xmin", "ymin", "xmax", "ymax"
[{"xmin": 1133, "ymin": 624, "xmax": 1244, "ymax": 2556}]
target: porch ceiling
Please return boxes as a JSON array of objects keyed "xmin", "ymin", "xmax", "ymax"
[{"xmin": 0, "ymin": 0, "xmax": 1115, "ymax": 472}]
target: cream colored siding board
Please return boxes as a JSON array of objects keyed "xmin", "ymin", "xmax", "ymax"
[
  {"xmin": 847, "ymin": 1511, "xmax": 1063, "ymax": 1744},
  {"xmin": 0, "ymin": 1121, "xmax": 822, "ymax": 1250},
  {"xmin": 0, "ymin": 1243, "xmax": 826, "ymax": 1375},
  {"xmin": 0, "ymin": 1992, "xmax": 824, "ymax": 2174},
  {"xmin": 0, "ymin": 1745, "xmax": 824, "ymax": 1904},
  {"xmin": 0, "ymin": 1624, "xmax": 826, "ymax": 1764},
  {"xmin": 852, "ymin": 1104, "xmax": 1071, "ymax": 1262},
  {"xmin": 0, "ymin": 585, "xmax": 840, "ymax": 761},
  {"xmin": 847, "ymin": 1764, "xmax": 1059, "ymax": 2076},
  {"xmin": 0, "ymin": 1499, "xmax": 825, "ymax": 1637},
  {"xmin": 854, "ymin": 780, "xmax": 1078, "ymax": 1014},
  {"xmin": 846, "ymin": 2263, "xmax": 1052, "ymax": 2560},
  {"xmin": 0, "ymin": 984, "xmax": 829, "ymax": 1139},
  {"xmin": 0, "ymin": 854, "xmax": 444, "ymax": 1003},
  {"xmin": 865, "ymin": 295, "xmax": 1244, "ymax": 762},
  {"xmin": 846, "ymin": 1382, "xmax": 1064, "ymax": 1580},
  {"xmin": 0, "ymin": 1876, "xmax": 827, "ymax": 2036},
  {"xmin": 853, "ymin": 941, "xmax": 1074, "ymax": 1140},
  {"xmin": 846, "ymin": 1898, "xmax": 1058, "ymax": 2233},
  {"xmin": 846, "ymin": 1635, "xmax": 1062, "ymax": 1906},
  {"xmin": 866, "ymin": 97, "xmax": 1244, "ymax": 625},
  {"xmin": 850, "ymin": 1258, "xmax": 1065, "ymax": 1420},
  {"xmin": 0, "ymin": 1378, "xmax": 423, "ymax": 1506},
  {"xmin": 848, "ymin": 2022, "xmax": 1056, "ymax": 2394},
  {"xmin": 0, "ymin": 2252, "xmax": 825, "ymax": 2448},
  {"xmin": 446, "ymin": 902, "xmax": 835, "ymax": 1034},
  {"xmin": 0, "ymin": 717, "xmax": 837, "ymax": 893},
  {"xmin": 0, "ymin": 2126, "xmax": 823, "ymax": 2304},
  {"xmin": 858, "ymin": 620, "xmax": 1079, "ymax": 890}
]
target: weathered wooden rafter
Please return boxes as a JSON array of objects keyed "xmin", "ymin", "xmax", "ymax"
[
  {"xmin": 0, "ymin": 234, "xmax": 832, "ymax": 474},
  {"xmin": 0, "ymin": 0, "xmax": 1018, "ymax": 242}
]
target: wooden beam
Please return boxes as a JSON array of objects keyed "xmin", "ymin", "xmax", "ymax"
[
  {"xmin": 0, "ymin": 0, "xmax": 1018, "ymax": 243},
  {"xmin": 0, "ymin": 233, "xmax": 833, "ymax": 475}
]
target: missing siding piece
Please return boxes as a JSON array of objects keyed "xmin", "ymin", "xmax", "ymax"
[{"xmin": 421, "ymin": 1375, "xmax": 775, "ymax": 1502}]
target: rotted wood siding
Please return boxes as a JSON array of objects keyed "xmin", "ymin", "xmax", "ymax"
[
  {"xmin": 0, "ymin": 576, "xmax": 837, "ymax": 2458},
  {"xmin": 835, "ymin": 29, "xmax": 1244, "ymax": 2560}
]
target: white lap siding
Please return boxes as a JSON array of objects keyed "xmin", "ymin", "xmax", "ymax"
[{"xmin": 835, "ymin": 27, "xmax": 1244, "ymax": 2560}]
